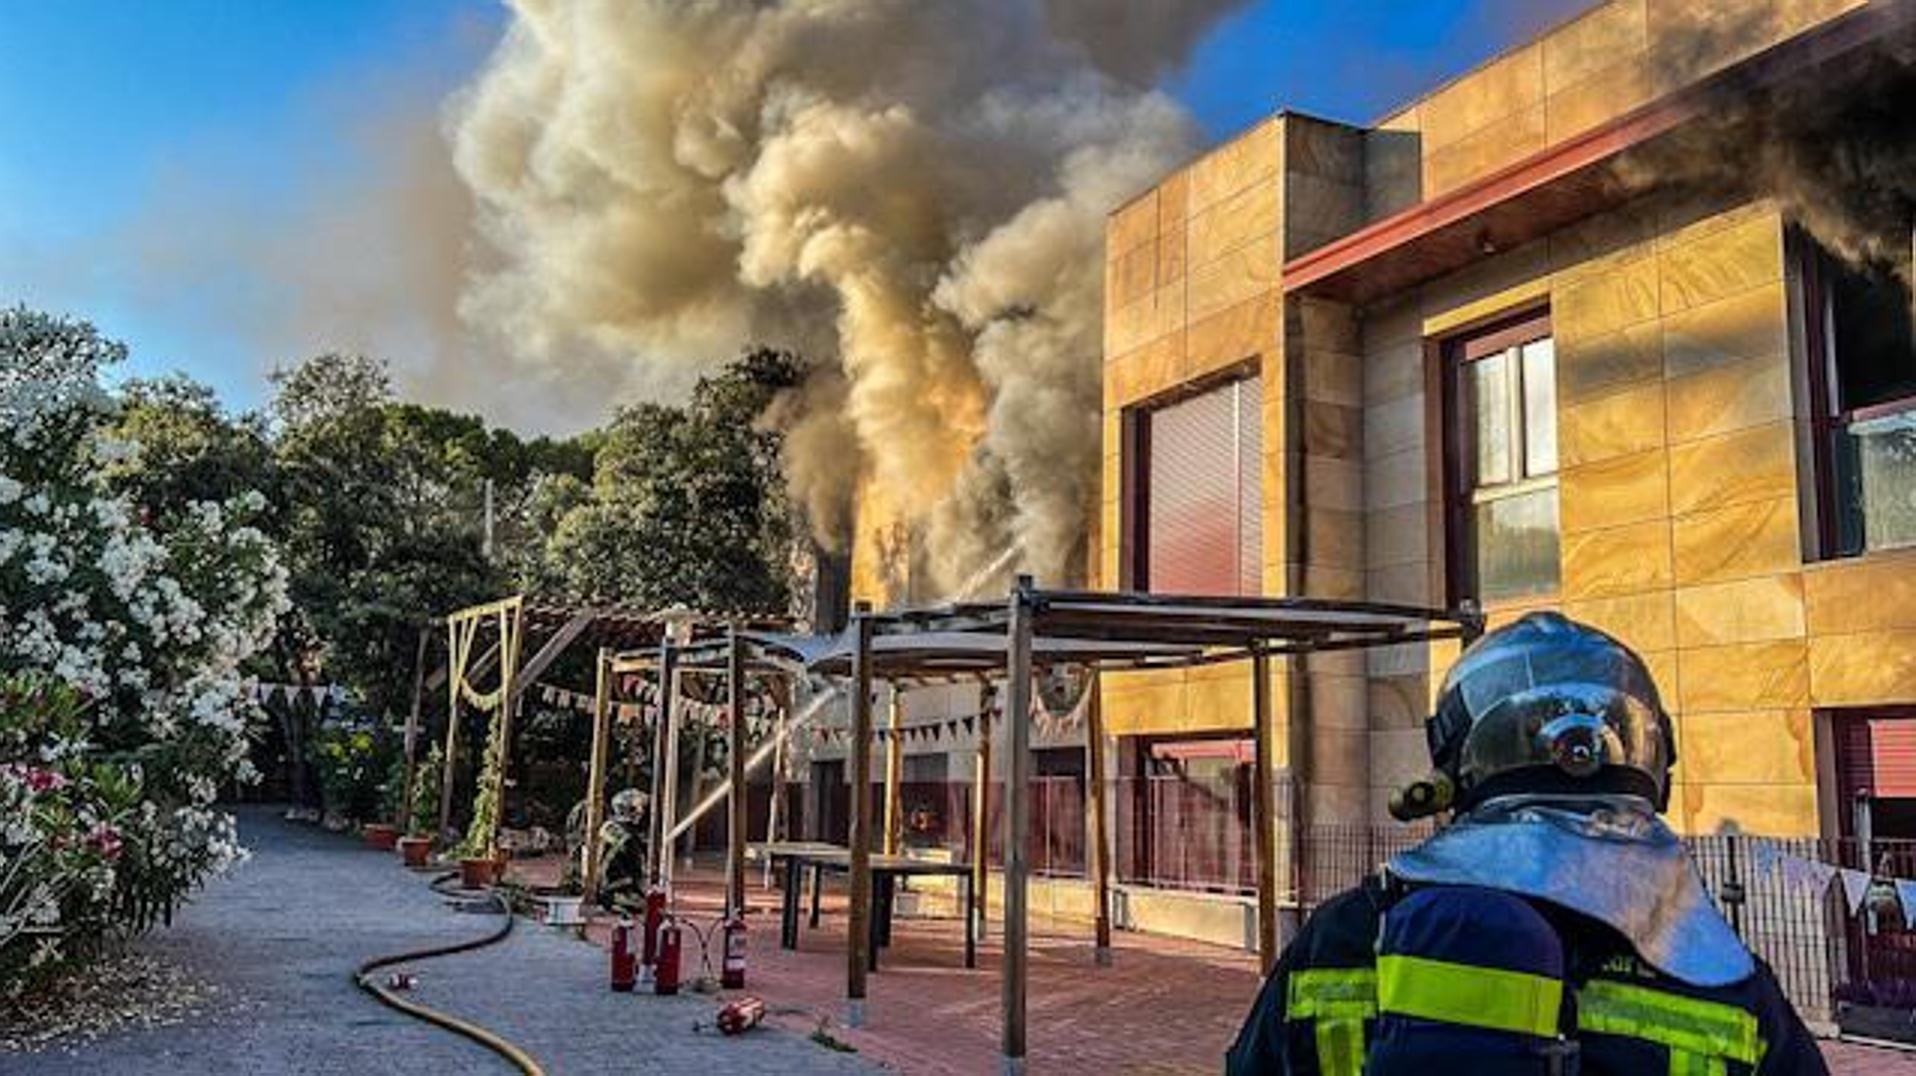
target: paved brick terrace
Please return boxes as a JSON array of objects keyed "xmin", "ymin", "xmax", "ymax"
[{"xmin": 521, "ymin": 856, "xmax": 1913, "ymax": 1073}]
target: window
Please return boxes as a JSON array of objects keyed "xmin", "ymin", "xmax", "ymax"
[
  {"xmin": 1126, "ymin": 372, "xmax": 1262, "ymax": 596},
  {"xmin": 1800, "ymin": 231, "xmax": 1916, "ymax": 557},
  {"xmin": 1447, "ymin": 312, "xmax": 1559, "ymax": 603}
]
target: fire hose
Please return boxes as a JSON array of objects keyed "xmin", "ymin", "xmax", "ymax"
[{"xmin": 350, "ymin": 871, "xmax": 546, "ymax": 1076}]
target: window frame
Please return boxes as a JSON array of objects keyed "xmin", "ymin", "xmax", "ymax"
[
  {"xmin": 1442, "ymin": 308, "xmax": 1558, "ymax": 606},
  {"xmin": 1794, "ymin": 228, "xmax": 1916, "ymax": 560}
]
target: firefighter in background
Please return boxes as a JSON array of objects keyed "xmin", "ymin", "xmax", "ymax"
[
  {"xmin": 1228, "ymin": 612, "xmax": 1826, "ymax": 1074},
  {"xmin": 592, "ymin": 788, "xmax": 651, "ymax": 912}
]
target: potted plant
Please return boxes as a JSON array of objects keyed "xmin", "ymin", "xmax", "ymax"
[{"xmin": 396, "ymin": 745, "xmax": 441, "ymax": 868}]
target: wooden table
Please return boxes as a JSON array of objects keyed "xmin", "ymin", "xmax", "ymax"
[{"xmin": 750, "ymin": 842, "xmax": 977, "ymax": 970}]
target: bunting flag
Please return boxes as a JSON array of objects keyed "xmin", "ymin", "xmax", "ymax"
[
  {"xmin": 1776, "ymin": 852, "xmax": 1838, "ymax": 899},
  {"xmin": 963, "ymin": 715, "xmax": 976, "ymax": 736},
  {"xmin": 1840, "ymin": 868, "xmax": 1872, "ymax": 914},
  {"xmin": 1897, "ymin": 880, "xmax": 1916, "ymax": 920}
]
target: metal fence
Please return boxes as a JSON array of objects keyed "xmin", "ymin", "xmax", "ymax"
[
  {"xmin": 1112, "ymin": 773, "xmax": 1256, "ymax": 894},
  {"xmin": 1292, "ymin": 825, "xmax": 1916, "ymax": 1027},
  {"xmin": 791, "ymin": 771, "xmax": 1915, "ymax": 1026}
]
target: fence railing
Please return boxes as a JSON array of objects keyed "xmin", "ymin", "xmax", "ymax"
[{"xmin": 787, "ymin": 773, "xmax": 1916, "ymax": 1026}]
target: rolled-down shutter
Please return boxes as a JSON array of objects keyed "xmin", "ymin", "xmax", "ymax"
[
  {"xmin": 1870, "ymin": 718, "xmax": 1916, "ymax": 798},
  {"xmin": 1145, "ymin": 376, "xmax": 1261, "ymax": 596}
]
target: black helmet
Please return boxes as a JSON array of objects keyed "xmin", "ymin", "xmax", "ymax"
[{"xmin": 1424, "ymin": 611, "xmax": 1675, "ymax": 813}]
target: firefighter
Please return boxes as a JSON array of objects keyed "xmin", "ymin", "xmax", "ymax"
[
  {"xmin": 1227, "ymin": 611, "xmax": 1826, "ymax": 1074},
  {"xmin": 593, "ymin": 788, "xmax": 651, "ymax": 912}
]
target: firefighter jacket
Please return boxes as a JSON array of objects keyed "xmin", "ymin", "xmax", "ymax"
[{"xmin": 1224, "ymin": 878, "xmax": 1828, "ymax": 1075}]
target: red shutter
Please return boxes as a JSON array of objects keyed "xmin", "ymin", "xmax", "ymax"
[
  {"xmin": 1870, "ymin": 718, "xmax": 1916, "ymax": 797},
  {"xmin": 1146, "ymin": 376, "xmax": 1262, "ymax": 596}
]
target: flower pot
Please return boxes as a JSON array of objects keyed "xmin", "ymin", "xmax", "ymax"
[
  {"xmin": 397, "ymin": 836, "xmax": 433, "ymax": 868},
  {"xmin": 362, "ymin": 823, "xmax": 399, "ymax": 851},
  {"xmin": 542, "ymin": 895, "xmax": 585, "ymax": 927},
  {"xmin": 459, "ymin": 855, "xmax": 502, "ymax": 888}
]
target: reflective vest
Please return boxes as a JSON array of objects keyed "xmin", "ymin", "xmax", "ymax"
[{"xmin": 1227, "ymin": 880, "xmax": 1824, "ymax": 1076}]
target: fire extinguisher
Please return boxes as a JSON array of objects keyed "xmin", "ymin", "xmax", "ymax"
[
  {"xmin": 610, "ymin": 916, "xmax": 637, "ymax": 993},
  {"xmin": 716, "ymin": 995, "xmax": 766, "ymax": 1035},
  {"xmin": 640, "ymin": 885, "xmax": 666, "ymax": 983},
  {"xmin": 721, "ymin": 914, "xmax": 747, "ymax": 989},
  {"xmin": 654, "ymin": 914, "xmax": 683, "ymax": 996}
]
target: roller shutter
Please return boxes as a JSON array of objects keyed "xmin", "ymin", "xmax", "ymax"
[{"xmin": 1144, "ymin": 376, "xmax": 1262, "ymax": 596}]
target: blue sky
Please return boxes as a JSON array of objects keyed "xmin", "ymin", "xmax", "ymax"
[{"xmin": 0, "ymin": 0, "xmax": 1585, "ymax": 421}]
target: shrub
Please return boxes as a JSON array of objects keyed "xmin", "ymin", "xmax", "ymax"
[{"xmin": 0, "ymin": 308, "xmax": 287, "ymax": 992}]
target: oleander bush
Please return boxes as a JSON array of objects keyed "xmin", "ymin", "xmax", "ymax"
[{"xmin": 0, "ymin": 308, "xmax": 288, "ymax": 994}]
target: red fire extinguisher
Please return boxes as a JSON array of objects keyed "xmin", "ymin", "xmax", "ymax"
[
  {"xmin": 610, "ymin": 916, "xmax": 636, "ymax": 993},
  {"xmin": 640, "ymin": 885, "xmax": 666, "ymax": 983},
  {"xmin": 716, "ymin": 995, "xmax": 766, "ymax": 1035},
  {"xmin": 655, "ymin": 914, "xmax": 683, "ymax": 996},
  {"xmin": 721, "ymin": 914, "xmax": 747, "ymax": 989}
]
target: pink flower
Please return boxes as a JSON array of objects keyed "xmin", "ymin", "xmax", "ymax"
[
  {"xmin": 23, "ymin": 767, "xmax": 66, "ymax": 794},
  {"xmin": 86, "ymin": 823, "xmax": 123, "ymax": 859}
]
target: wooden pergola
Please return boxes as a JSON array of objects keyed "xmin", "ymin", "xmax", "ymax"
[
  {"xmin": 427, "ymin": 597, "xmax": 742, "ymax": 860},
  {"xmin": 580, "ymin": 615, "xmax": 798, "ymax": 909}
]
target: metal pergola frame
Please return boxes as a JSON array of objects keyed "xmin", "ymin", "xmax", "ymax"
[
  {"xmin": 826, "ymin": 580, "xmax": 1481, "ymax": 1072},
  {"xmin": 610, "ymin": 581, "xmax": 1479, "ymax": 1070}
]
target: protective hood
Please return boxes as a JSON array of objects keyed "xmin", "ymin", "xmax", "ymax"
[{"xmin": 1386, "ymin": 796, "xmax": 1753, "ymax": 987}]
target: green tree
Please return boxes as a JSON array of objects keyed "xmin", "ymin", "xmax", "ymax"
[
  {"xmin": 540, "ymin": 348, "xmax": 806, "ymax": 613},
  {"xmin": 104, "ymin": 376, "xmax": 276, "ymax": 524}
]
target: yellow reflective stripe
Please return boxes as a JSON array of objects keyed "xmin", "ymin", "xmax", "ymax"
[
  {"xmin": 1288, "ymin": 969, "xmax": 1375, "ymax": 1076},
  {"xmin": 1577, "ymin": 979, "xmax": 1764, "ymax": 1067},
  {"xmin": 1288, "ymin": 968, "xmax": 1377, "ymax": 1019},
  {"xmin": 1376, "ymin": 954, "xmax": 1563, "ymax": 1038},
  {"xmin": 1314, "ymin": 1016, "xmax": 1365, "ymax": 1076},
  {"xmin": 1668, "ymin": 1051, "xmax": 1728, "ymax": 1076}
]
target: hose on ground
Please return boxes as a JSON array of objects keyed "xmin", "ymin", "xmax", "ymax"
[{"xmin": 351, "ymin": 870, "xmax": 546, "ymax": 1076}]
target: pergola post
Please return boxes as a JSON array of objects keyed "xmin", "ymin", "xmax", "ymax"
[
  {"xmin": 1085, "ymin": 667, "xmax": 1113, "ymax": 966},
  {"xmin": 659, "ymin": 664, "xmax": 685, "ymax": 890},
  {"xmin": 972, "ymin": 681, "xmax": 994, "ymax": 940},
  {"xmin": 398, "ymin": 624, "xmax": 429, "ymax": 830},
  {"xmin": 727, "ymin": 629, "xmax": 749, "ymax": 918},
  {"xmin": 883, "ymin": 684, "xmax": 905, "ymax": 855},
  {"xmin": 648, "ymin": 641, "xmax": 678, "ymax": 888},
  {"xmin": 582, "ymin": 648, "xmax": 613, "ymax": 905},
  {"xmin": 1001, "ymin": 575, "xmax": 1035, "ymax": 1075},
  {"xmin": 846, "ymin": 602, "xmax": 876, "ymax": 1026},
  {"xmin": 489, "ymin": 606, "xmax": 520, "ymax": 859},
  {"xmin": 765, "ymin": 677, "xmax": 789, "ymax": 873},
  {"xmin": 1251, "ymin": 642, "xmax": 1279, "ymax": 975},
  {"xmin": 437, "ymin": 618, "xmax": 469, "ymax": 838}
]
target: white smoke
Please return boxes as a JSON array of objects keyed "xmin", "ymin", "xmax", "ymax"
[{"xmin": 446, "ymin": 0, "xmax": 1242, "ymax": 593}]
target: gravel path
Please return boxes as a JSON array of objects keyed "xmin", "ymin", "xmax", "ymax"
[{"xmin": 9, "ymin": 806, "xmax": 878, "ymax": 1074}]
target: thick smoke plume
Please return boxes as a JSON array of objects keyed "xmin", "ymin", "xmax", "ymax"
[
  {"xmin": 1624, "ymin": 2, "xmax": 1916, "ymax": 279},
  {"xmin": 447, "ymin": 0, "xmax": 1245, "ymax": 595}
]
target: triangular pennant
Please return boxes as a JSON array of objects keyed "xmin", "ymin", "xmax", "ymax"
[
  {"xmin": 1897, "ymin": 879, "xmax": 1916, "ymax": 920},
  {"xmin": 964, "ymin": 715, "xmax": 976, "ymax": 735},
  {"xmin": 1841, "ymin": 868, "xmax": 1871, "ymax": 915}
]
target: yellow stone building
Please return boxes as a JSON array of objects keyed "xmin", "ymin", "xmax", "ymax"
[{"xmin": 1098, "ymin": 0, "xmax": 1916, "ymax": 842}]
